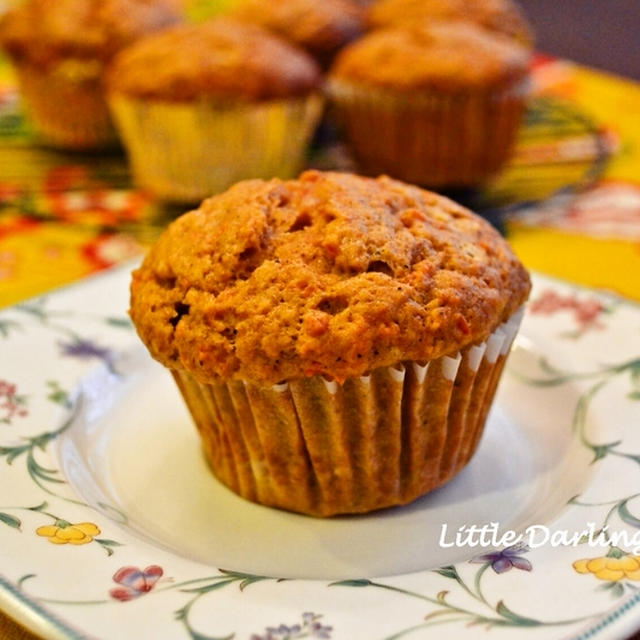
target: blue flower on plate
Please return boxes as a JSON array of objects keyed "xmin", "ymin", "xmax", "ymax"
[
  {"xmin": 59, "ymin": 338, "xmax": 115, "ymax": 371},
  {"xmin": 470, "ymin": 543, "xmax": 533, "ymax": 574},
  {"xmin": 250, "ymin": 612, "xmax": 332, "ymax": 639}
]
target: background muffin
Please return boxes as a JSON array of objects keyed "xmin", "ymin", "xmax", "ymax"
[
  {"xmin": 366, "ymin": 0, "xmax": 534, "ymax": 46},
  {"xmin": 130, "ymin": 170, "xmax": 531, "ymax": 516},
  {"xmin": 229, "ymin": 0, "xmax": 365, "ymax": 68},
  {"xmin": 107, "ymin": 18, "xmax": 323, "ymax": 202},
  {"xmin": 327, "ymin": 22, "xmax": 531, "ymax": 188},
  {"xmin": 0, "ymin": 0, "xmax": 183, "ymax": 149}
]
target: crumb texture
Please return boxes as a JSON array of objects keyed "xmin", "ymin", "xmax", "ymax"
[
  {"xmin": 330, "ymin": 21, "xmax": 530, "ymax": 91},
  {"xmin": 107, "ymin": 19, "xmax": 321, "ymax": 101},
  {"xmin": 230, "ymin": 0, "xmax": 364, "ymax": 65},
  {"xmin": 0, "ymin": 0, "xmax": 183, "ymax": 66},
  {"xmin": 130, "ymin": 170, "xmax": 531, "ymax": 385},
  {"xmin": 366, "ymin": 0, "xmax": 533, "ymax": 46}
]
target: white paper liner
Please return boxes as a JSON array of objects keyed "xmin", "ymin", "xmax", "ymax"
[
  {"xmin": 109, "ymin": 93, "xmax": 324, "ymax": 202},
  {"xmin": 171, "ymin": 307, "xmax": 524, "ymax": 517},
  {"xmin": 14, "ymin": 61, "xmax": 118, "ymax": 150},
  {"xmin": 326, "ymin": 77, "xmax": 529, "ymax": 188}
]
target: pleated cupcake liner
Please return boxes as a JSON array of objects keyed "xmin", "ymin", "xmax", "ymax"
[
  {"xmin": 108, "ymin": 93, "xmax": 324, "ymax": 202},
  {"xmin": 326, "ymin": 78, "xmax": 529, "ymax": 188},
  {"xmin": 14, "ymin": 61, "xmax": 118, "ymax": 150},
  {"xmin": 171, "ymin": 308, "xmax": 524, "ymax": 517}
]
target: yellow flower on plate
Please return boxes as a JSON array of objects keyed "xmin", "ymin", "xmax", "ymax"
[
  {"xmin": 36, "ymin": 521, "xmax": 100, "ymax": 546},
  {"xmin": 573, "ymin": 554, "xmax": 640, "ymax": 581}
]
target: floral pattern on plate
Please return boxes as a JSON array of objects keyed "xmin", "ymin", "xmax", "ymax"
[{"xmin": 0, "ymin": 264, "xmax": 639, "ymax": 640}]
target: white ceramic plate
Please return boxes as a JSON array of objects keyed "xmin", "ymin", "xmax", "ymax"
[{"xmin": 1, "ymin": 263, "xmax": 640, "ymax": 640}]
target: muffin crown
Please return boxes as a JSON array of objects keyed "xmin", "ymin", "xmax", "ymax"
[
  {"xmin": 130, "ymin": 171, "xmax": 530, "ymax": 385},
  {"xmin": 230, "ymin": 0, "xmax": 365, "ymax": 65},
  {"xmin": 106, "ymin": 19, "xmax": 322, "ymax": 101},
  {"xmin": 366, "ymin": 0, "xmax": 534, "ymax": 46},
  {"xmin": 329, "ymin": 21, "xmax": 531, "ymax": 91},
  {"xmin": 0, "ymin": 0, "xmax": 183, "ymax": 66}
]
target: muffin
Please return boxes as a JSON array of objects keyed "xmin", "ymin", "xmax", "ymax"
[
  {"xmin": 129, "ymin": 170, "xmax": 531, "ymax": 517},
  {"xmin": 327, "ymin": 22, "xmax": 531, "ymax": 188},
  {"xmin": 230, "ymin": 0, "xmax": 365, "ymax": 68},
  {"xmin": 366, "ymin": 0, "xmax": 534, "ymax": 46},
  {"xmin": 0, "ymin": 0, "xmax": 183, "ymax": 150},
  {"xmin": 106, "ymin": 19, "xmax": 323, "ymax": 202}
]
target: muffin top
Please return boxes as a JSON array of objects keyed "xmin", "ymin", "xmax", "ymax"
[
  {"xmin": 0, "ymin": 0, "xmax": 183, "ymax": 67},
  {"xmin": 130, "ymin": 170, "xmax": 530, "ymax": 386},
  {"xmin": 329, "ymin": 22, "xmax": 531, "ymax": 92},
  {"xmin": 366, "ymin": 0, "xmax": 533, "ymax": 46},
  {"xmin": 106, "ymin": 19, "xmax": 322, "ymax": 101},
  {"xmin": 230, "ymin": 0, "xmax": 365, "ymax": 66}
]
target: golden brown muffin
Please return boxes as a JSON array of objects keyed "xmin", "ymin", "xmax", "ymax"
[
  {"xmin": 106, "ymin": 19, "xmax": 324, "ymax": 201},
  {"xmin": 0, "ymin": 0, "xmax": 183, "ymax": 149},
  {"xmin": 327, "ymin": 22, "xmax": 531, "ymax": 187},
  {"xmin": 366, "ymin": 0, "xmax": 534, "ymax": 46},
  {"xmin": 130, "ymin": 170, "xmax": 530, "ymax": 516},
  {"xmin": 230, "ymin": 0, "xmax": 365, "ymax": 68},
  {"xmin": 0, "ymin": 0, "xmax": 183, "ymax": 67},
  {"xmin": 331, "ymin": 21, "xmax": 529, "ymax": 91},
  {"xmin": 107, "ymin": 19, "xmax": 322, "ymax": 101}
]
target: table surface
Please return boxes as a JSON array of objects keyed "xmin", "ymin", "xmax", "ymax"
[{"xmin": 1, "ymin": 5, "xmax": 640, "ymax": 640}]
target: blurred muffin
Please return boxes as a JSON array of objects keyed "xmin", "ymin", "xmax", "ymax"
[
  {"xmin": 129, "ymin": 170, "xmax": 531, "ymax": 516},
  {"xmin": 230, "ymin": 0, "xmax": 365, "ymax": 68},
  {"xmin": 327, "ymin": 22, "xmax": 531, "ymax": 188},
  {"xmin": 366, "ymin": 0, "xmax": 534, "ymax": 46},
  {"xmin": 107, "ymin": 19, "xmax": 323, "ymax": 202},
  {"xmin": 0, "ymin": 0, "xmax": 183, "ymax": 149}
]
